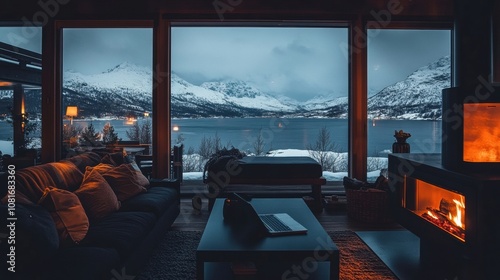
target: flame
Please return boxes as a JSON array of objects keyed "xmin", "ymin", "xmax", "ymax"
[
  {"xmin": 427, "ymin": 210, "xmax": 439, "ymax": 220},
  {"xmin": 451, "ymin": 198, "xmax": 465, "ymax": 229}
]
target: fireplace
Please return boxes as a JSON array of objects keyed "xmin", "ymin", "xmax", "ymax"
[
  {"xmin": 387, "ymin": 85, "xmax": 500, "ymax": 279},
  {"xmin": 405, "ymin": 178, "xmax": 465, "ymax": 241},
  {"xmin": 388, "ymin": 153, "xmax": 500, "ymax": 278}
]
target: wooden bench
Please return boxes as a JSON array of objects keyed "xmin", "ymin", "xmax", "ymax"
[{"xmin": 203, "ymin": 156, "xmax": 326, "ymax": 212}]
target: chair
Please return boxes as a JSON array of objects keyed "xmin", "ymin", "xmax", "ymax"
[
  {"xmin": 135, "ymin": 154, "xmax": 153, "ymax": 179},
  {"xmin": 171, "ymin": 144, "xmax": 183, "ymax": 183}
]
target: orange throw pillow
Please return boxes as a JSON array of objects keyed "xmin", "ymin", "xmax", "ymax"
[
  {"xmin": 103, "ymin": 164, "xmax": 148, "ymax": 201},
  {"xmin": 75, "ymin": 168, "xmax": 121, "ymax": 221},
  {"xmin": 85, "ymin": 163, "xmax": 114, "ymax": 175},
  {"xmin": 38, "ymin": 187, "xmax": 89, "ymax": 246}
]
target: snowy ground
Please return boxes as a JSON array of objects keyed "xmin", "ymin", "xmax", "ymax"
[
  {"xmin": 0, "ymin": 140, "xmax": 13, "ymax": 156},
  {"xmin": 183, "ymin": 148, "xmax": 388, "ymax": 182}
]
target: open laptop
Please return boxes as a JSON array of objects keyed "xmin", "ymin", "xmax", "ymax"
[{"xmin": 232, "ymin": 193, "xmax": 308, "ymax": 236}]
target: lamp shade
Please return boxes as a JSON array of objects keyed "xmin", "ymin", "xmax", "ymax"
[{"xmin": 66, "ymin": 106, "xmax": 78, "ymax": 117}]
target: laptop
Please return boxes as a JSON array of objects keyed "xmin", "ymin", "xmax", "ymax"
[{"xmin": 232, "ymin": 193, "xmax": 308, "ymax": 236}]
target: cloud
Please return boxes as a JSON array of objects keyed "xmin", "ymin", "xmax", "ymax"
[
  {"xmin": 171, "ymin": 27, "xmax": 348, "ymax": 101},
  {"xmin": 62, "ymin": 28, "xmax": 152, "ymax": 75},
  {"xmin": 0, "ymin": 27, "xmax": 42, "ymax": 53}
]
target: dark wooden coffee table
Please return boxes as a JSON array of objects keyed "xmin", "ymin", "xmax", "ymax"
[{"xmin": 196, "ymin": 198, "xmax": 339, "ymax": 280}]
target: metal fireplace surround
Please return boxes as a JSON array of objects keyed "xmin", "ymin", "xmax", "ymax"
[{"xmin": 388, "ymin": 86, "xmax": 500, "ymax": 279}]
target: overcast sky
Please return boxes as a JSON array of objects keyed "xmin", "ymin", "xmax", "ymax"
[{"xmin": 1, "ymin": 26, "xmax": 450, "ymax": 101}]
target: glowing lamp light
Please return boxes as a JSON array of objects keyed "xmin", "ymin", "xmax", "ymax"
[
  {"xmin": 66, "ymin": 106, "xmax": 78, "ymax": 125},
  {"xmin": 172, "ymin": 125, "xmax": 180, "ymax": 132}
]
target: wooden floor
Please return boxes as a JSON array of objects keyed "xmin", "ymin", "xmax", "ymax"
[{"xmin": 171, "ymin": 185, "xmax": 404, "ymax": 232}]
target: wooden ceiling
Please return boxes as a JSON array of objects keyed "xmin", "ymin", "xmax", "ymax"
[{"xmin": 0, "ymin": 0, "xmax": 454, "ymax": 22}]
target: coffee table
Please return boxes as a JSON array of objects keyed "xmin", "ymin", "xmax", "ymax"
[{"xmin": 196, "ymin": 198, "xmax": 339, "ymax": 280}]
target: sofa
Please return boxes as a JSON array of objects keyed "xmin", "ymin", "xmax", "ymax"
[{"xmin": 0, "ymin": 151, "xmax": 180, "ymax": 280}]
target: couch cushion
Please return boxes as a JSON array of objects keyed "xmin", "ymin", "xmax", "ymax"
[
  {"xmin": 46, "ymin": 246, "xmax": 121, "ymax": 280},
  {"xmin": 102, "ymin": 164, "xmax": 148, "ymax": 201},
  {"xmin": 100, "ymin": 152, "xmax": 126, "ymax": 166},
  {"xmin": 81, "ymin": 211, "xmax": 156, "ymax": 258},
  {"xmin": 120, "ymin": 186, "xmax": 178, "ymax": 217},
  {"xmin": 12, "ymin": 161, "xmax": 84, "ymax": 204},
  {"xmin": 38, "ymin": 187, "xmax": 89, "ymax": 246},
  {"xmin": 86, "ymin": 163, "xmax": 114, "ymax": 174},
  {"xmin": 129, "ymin": 161, "xmax": 151, "ymax": 188},
  {"xmin": 61, "ymin": 152, "xmax": 102, "ymax": 173},
  {"xmin": 74, "ymin": 168, "xmax": 121, "ymax": 221}
]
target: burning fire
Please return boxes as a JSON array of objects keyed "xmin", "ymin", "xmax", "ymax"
[
  {"xmin": 426, "ymin": 210, "xmax": 439, "ymax": 220},
  {"xmin": 450, "ymin": 198, "xmax": 465, "ymax": 229},
  {"xmin": 421, "ymin": 196, "xmax": 466, "ymax": 240}
]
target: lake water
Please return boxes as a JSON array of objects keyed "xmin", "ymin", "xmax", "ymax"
[{"xmin": 0, "ymin": 118, "xmax": 442, "ymax": 155}]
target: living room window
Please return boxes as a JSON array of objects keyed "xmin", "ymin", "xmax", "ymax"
[
  {"xmin": 366, "ymin": 29, "xmax": 452, "ymax": 181},
  {"xmin": 170, "ymin": 25, "xmax": 349, "ymax": 185},
  {"xmin": 61, "ymin": 27, "xmax": 153, "ymax": 158},
  {"xmin": 0, "ymin": 26, "xmax": 42, "ymax": 161}
]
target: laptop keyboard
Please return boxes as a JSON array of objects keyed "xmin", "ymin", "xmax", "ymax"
[{"xmin": 260, "ymin": 214, "xmax": 292, "ymax": 232}]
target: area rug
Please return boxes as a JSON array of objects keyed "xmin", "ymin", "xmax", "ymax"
[{"xmin": 136, "ymin": 230, "xmax": 397, "ymax": 280}]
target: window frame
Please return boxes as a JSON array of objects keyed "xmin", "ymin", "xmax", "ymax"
[{"xmin": 40, "ymin": 18, "xmax": 454, "ymax": 181}]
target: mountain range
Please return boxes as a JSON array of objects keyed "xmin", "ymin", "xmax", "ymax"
[{"xmin": 0, "ymin": 56, "xmax": 450, "ymax": 120}]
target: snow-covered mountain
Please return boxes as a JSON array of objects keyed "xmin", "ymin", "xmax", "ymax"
[
  {"xmin": 367, "ymin": 55, "xmax": 451, "ymax": 119},
  {"xmin": 298, "ymin": 55, "xmax": 450, "ymax": 119},
  {"xmin": 0, "ymin": 56, "xmax": 451, "ymax": 120},
  {"xmin": 200, "ymin": 80, "xmax": 296, "ymax": 112}
]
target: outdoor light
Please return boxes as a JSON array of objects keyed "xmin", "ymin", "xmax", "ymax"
[
  {"xmin": 125, "ymin": 116, "xmax": 137, "ymax": 125},
  {"xmin": 66, "ymin": 106, "xmax": 78, "ymax": 125},
  {"xmin": 172, "ymin": 125, "xmax": 180, "ymax": 132}
]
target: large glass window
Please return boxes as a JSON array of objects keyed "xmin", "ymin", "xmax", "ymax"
[
  {"xmin": 367, "ymin": 29, "xmax": 451, "ymax": 181},
  {"xmin": 171, "ymin": 26, "xmax": 349, "ymax": 184},
  {"xmin": 61, "ymin": 28, "xmax": 152, "ymax": 158},
  {"xmin": 0, "ymin": 26, "xmax": 42, "ymax": 162}
]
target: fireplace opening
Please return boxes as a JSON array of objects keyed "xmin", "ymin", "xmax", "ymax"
[
  {"xmin": 404, "ymin": 177, "xmax": 466, "ymax": 242},
  {"xmin": 463, "ymin": 103, "xmax": 500, "ymax": 162}
]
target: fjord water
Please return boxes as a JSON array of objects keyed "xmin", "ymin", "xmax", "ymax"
[{"xmin": 0, "ymin": 118, "xmax": 441, "ymax": 156}]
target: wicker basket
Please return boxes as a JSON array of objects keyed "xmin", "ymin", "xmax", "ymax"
[{"xmin": 344, "ymin": 177, "xmax": 392, "ymax": 223}]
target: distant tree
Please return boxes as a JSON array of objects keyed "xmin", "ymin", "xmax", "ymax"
[
  {"xmin": 183, "ymin": 146, "xmax": 199, "ymax": 172},
  {"xmin": 253, "ymin": 128, "xmax": 265, "ymax": 155},
  {"xmin": 198, "ymin": 135, "xmax": 214, "ymax": 161},
  {"xmin": 102, "ymin": 122, "xmax": 120, "ymax": 145},
  {"xmin": 126, "ymin": 122, "xmax": 141, "ymax": 142},
  {"xmin": 140, "ymin": 119, "xmax": 152, "ymax": 144},
  {"xmin": 126, "ymin": 120, "xmax": 152, "ymax": 144},
  {"xmin": 80, "ymin": 122, "xmax": 100, "ymax": 146},
  {"xmin": 307, "ymin": 126, "xmax": 342, "ymax": 172}
]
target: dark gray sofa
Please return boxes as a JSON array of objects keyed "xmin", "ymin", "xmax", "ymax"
[{"xmin": 0, "ymin": 152, "xmax": 180, "ymax": 280}]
